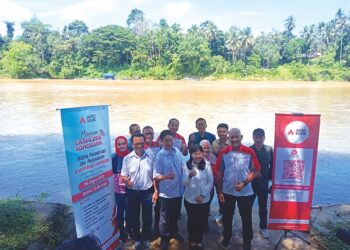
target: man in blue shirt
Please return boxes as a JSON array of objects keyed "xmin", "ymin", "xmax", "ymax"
[
  {"xmin": 121, "ymin": 133, "xmax": 154, "ymax": 250},
  {"xmin": 153, "ymin": 130, "xmax": 186, "ymax": 250},
  {"xmin": 188, "ymin": 118, "xmax": 216, "ymax": 151}
]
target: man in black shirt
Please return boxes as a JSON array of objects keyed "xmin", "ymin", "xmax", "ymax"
[{"xmin": 250, "ymin": 128, "xmax": 273, "ymax": 239}]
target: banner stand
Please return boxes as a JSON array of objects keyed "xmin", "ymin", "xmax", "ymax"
[{"xmin": 274, "ymin": 230, "xmax": 310, "ymax": 250}]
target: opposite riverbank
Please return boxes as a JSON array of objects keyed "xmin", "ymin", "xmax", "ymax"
[{"xmin": 1, "ymin": 199, "xmax": 349, "ymax": 250}]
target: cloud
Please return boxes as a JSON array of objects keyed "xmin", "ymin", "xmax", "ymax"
[
  {"xmin": 34, "ymin": 0, "xmax": 132, "ymax": 31},
  {"xmin": 165, "ymin": 1, "xmax": 191, "ymax": 17},
  {"xmin": 0, "ymin": 0, "xmax": 33, "ymax": 37}
]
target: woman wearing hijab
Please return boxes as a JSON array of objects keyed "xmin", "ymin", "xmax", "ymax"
[
  {"xmin": 183, "ymin": 145, "xmax": 213, "ymax": 249},
  {"xmin": 112, "ymin": 136, "xmax": 130, "ymax": 242}
]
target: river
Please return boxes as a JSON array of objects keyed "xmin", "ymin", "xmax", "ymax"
[{"xmin": 0, "ymin": 80, "xmax": 349, "ymax": 205}]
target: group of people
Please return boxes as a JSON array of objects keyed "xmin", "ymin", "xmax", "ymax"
[{"xmin": 112, "ymin": 118, "xmax": 273, "ymax": 250}]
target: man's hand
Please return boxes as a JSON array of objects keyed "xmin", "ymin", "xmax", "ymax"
[
  {"xmin": 126, "ymin": 178, "xmax": 134, "ymax": 188},
  {"xmin": 196, "ymin": 195, "xmax": 204, "ymax": 203},
  {"xmin": 235, "ymin": 182, "xmax": 245, "ymax": 192},
  {"xmin": 152, "ymin": 191, "xmax": 159, "ymax": 204},
  {"xmin": 166, "ymin": 172, "xmax": 175, "ymax": 180},
  {"xmin": 218, "ymin": 192, "xmax": 225, "ymax": 203}
]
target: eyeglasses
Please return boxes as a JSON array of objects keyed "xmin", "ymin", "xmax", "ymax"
[{"xmin": 144, "ymin": 132, "xmax": 154, "ymax": 135}]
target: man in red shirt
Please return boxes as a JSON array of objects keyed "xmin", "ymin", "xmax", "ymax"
[{"xmin": 216, "ymin": 128, "xmax": 261, "ymax": 250}]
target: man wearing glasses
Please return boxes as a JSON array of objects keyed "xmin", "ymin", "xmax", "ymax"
[{"xmin": 121, "ymin": 133, "xmax": 155, "ymax": 250}]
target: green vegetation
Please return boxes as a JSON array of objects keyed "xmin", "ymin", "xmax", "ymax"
[
  {"xmin": 315, "ymin": 220, "xmax": 350, "ymax": 250},
  {"xmin": 1, "ymin": 9, "xmax": 350, "ymax": 80},
  {"xmin": 0, "ymin": 196, "xmax": 71, "ymax": 250}
]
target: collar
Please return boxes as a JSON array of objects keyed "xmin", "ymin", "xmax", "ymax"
[
  {"xmin": 130, "ymin": 150, "xmax": 148, "ymax": 159},
  {"xmin": 251, "ymin": 144, "xmax": 266, "ymax": 151}
]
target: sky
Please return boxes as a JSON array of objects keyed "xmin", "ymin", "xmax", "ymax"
[{"xmin": 0, "ymin": 0, "xmax": 349, "ymax": 37}]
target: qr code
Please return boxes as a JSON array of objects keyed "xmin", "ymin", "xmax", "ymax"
[{"xmin": 282, "ymin": 160, "xmax": 304, "ymax": 180}]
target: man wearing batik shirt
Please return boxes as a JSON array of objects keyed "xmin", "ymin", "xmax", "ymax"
[
  {"xmin": 216, "ymin": 128, "xmax": 261, "ymax": 250},
  {"xmin": 212, "ymin": 123, "xmax": 230, "ymax": 156},
  {"xmin": 250, "ymin": 128, "xmax": 273, "ymax": 239},
  {"xmin": 188, "ymin": 118, "xmax": 216, "ymax": 148}
]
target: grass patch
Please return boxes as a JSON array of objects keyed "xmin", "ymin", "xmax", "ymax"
[
  {"xmin": 0, "ymin": 196, "xmax": 72, "ymax": 250},
  {"xmin": 0, "ymin": 197, "xmax": 49, "ymax": 250},
  {"xmin": 315, "ymin": 220, "xmax": 350, "ymax": 250}
]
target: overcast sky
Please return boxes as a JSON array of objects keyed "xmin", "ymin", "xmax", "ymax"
[{"xmin": 0, "ymin": 0, "xmax": 349, "ymax": 37}]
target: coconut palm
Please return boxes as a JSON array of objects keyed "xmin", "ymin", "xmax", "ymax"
[
  {"xmin": 284, "ymin": 15, "xmax": 296, "ymax": 38},
  {"xmin": 240, "ymin": 27, "xmax": 254, "ymax": 64},
  {"xmin": 334, "ymin": 8, "xmax": 347, "ymax": 61}
]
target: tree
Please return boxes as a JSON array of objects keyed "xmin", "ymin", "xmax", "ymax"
[
  {"xmin": 4, "ymin": 21, "xmax": 15, "ymax": 40},
  {"xmin": 240, "ymin": 27, "xmax": 254, "ymax": 64},
  {"xmin": 284, "ymin": 16, "xmax": 296, "ymax": 39},
  {"xmin": 254, "ymin": 32, "xmax": 281, "ymax": 68},
  {"xmin": 0, "ymin": 41, "xmax": 42, "ymax": 78},
  {"xmin": 63, "ymin": 20, "xmax": 89, "ymax": 38},
  {"xmin": 127, "ymin": 9, "xmax": 147, "ymax": 36},
  {"xmin": 225, "ymin": 26, "xmax": 241, "ymax": 63},
  {"xmin": 21, "ymin": 16, "xmax": 52, "ymax": 62},
  {"xmin": 80, "ymin": 25, "xmax": 136, "ymax": 70},
  {"xmin": 177, "ymin": 32, "xmax": 211, "ymax": 76},
  {"xmin": 334, "ymin": 8, "xmax": 347, "ymax": 61}
]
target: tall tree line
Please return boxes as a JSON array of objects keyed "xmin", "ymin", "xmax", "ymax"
[{"xmin": 0, "ymin": 8, "xmax": 350, "ymax": 80}]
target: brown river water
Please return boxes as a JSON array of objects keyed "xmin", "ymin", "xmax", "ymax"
[{"xmin": 0, "ymin": 80, "xmax": 349, "ymax": 204}]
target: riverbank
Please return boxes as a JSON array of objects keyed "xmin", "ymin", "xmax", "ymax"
[{"xmin": 2, "ymin": 200, "xmax": 349, "ymax": 250}]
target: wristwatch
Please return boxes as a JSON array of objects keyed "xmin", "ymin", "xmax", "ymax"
[{"xmin": 243, "ymin": 180, "xmax": 249, "ymax": 187}]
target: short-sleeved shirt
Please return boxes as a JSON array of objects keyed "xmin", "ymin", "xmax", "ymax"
[
  {"xmin": 212, "ymin": 138, "xmax": 230, "ymax": 156},
  {"xmin": 188, "ymin": 131, "xmax": 216, "ymax": 145},
  {"xmin": 121, "ymin": 150, "xmax": 154, "ymax": 191},
  {"xmin": 145, "ymin": 141, "xmax": 161, "ymax": 156},
  {"xmin": 153, "ymin": 147, "xmax": 185, "ymax": 198},
  {"xmin": 216, "ymin": 144, "xmax": 261, "ymax": 196}
]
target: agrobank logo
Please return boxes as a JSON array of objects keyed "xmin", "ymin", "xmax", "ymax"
[
  {"xmin": 80, "ymin": 114, "xmax": 96, "ymax": 124},
  {"xmin": 284, "ymin": 121, "xmax": 309, "ymax": 144}
]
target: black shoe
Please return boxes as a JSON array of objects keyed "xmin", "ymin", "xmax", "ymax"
[
  {"xmin": 171, "ymin": 233, "xmax": 184, "ymax": 243},
  {"xmin": 221, "ymin": 238, "xmax": 231, "ymax": 249}
]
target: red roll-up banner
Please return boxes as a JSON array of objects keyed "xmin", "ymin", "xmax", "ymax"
[{"xmin": 268, "ymin": 113, "xmax": 320, "ymax": 231}]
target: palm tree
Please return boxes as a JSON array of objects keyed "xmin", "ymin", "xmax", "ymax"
[
  {"xmin": 200, "ymin": 21, "xmax": 218, "ymax": 51},
  {"xmin": 225, "ymin": 28, "xmax": 240, "ymax": 63},
  {"xmin": 284, "ymin": 16, "xmax": 296, "ymax": 38},
  {"xmin": 240, "ymin": 27, "xmax": 253, "ymax": 64},
  {"xmin": 334, "ymin": 8, "xmax": 347, "ymax": 61}
]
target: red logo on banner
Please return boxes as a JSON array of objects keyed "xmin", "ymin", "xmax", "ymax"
[{"xmin": 80, "ymin": 116, "xmax": 86, "ymax": 124}]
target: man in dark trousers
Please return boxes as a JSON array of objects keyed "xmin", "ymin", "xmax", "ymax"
[
  {"xmin": 153, "ymin": 130, "xmax": 185, "ymax": 250},
  {"xmin": 250, "ymin": 128, "xmax": 273, "ymax": 239}
]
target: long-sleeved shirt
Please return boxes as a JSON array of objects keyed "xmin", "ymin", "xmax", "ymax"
[
  {"xmin": 153, "ymin": 147, "xmax": 185, "ymax": 198},
  {"xmin": 121, "ymin": 150, "xmax": 154, "ymax": 191},
  {"xmin": 250, "ymin": 144, "xmax": 273, "ymax": 191},
  {"xmin": 183, "ymin": 160, "xmax": 214, "ymax": 204}
]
